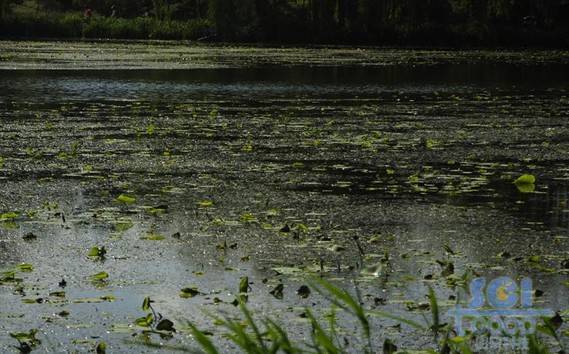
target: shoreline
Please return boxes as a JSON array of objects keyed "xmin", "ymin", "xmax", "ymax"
[{"xmin": 1, "ymin": 37, "xmax": 569, "ymax": 51}]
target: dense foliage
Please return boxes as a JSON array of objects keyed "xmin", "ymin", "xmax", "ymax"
[{"xmin": 1, "ymin": 0, "xmax": 568, "ymax": 46}]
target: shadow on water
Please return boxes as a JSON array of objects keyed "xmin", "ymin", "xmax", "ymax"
[
  {"xmin": 1, "ymin": 62, "xmax": 569, "ymax": 102},
  {"xmin": 284, "ymin": 159, "xmax": 569, "ymax": 233}
]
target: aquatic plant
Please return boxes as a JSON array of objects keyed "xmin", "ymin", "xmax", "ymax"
[
  {"xmin": 185, "ymin": 278, "xmax": 564, "ymax": 354},
  {"xmin": 134, "ymin": 296, "xmax": 176, "ymax": 334}
]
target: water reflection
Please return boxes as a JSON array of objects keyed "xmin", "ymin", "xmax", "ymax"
[{"xmin": 1, "ymin": 63, "xmax": 569, "ymax": 102}]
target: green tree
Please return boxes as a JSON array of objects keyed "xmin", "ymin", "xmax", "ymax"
[
  {"xmin": 0, "ymin": 0, "xmax": 16, "ymax": 19},
  {"xmin": 208, "ymin": 0, "xmax": 236, "ymax": 38}
]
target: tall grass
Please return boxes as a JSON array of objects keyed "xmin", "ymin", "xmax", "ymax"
[
  {"xmin": 0, "ymin": 11, "xmax": 211, "ymax": 40},
  {"xmin": 186, "ymin": 278, "xmax": 563, "ymax": 354}
]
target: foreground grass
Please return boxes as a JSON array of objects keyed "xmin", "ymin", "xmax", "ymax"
[
  {"xmin": 180, "ymin": 278, "xmax": 563, "ymax": 354},
  {"xmin": 8, "ymin": 272, "xmax": 565, "ymax": 352}
]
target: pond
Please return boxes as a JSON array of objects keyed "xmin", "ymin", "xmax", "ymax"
[{"xmin": 0, "ymin": 41, "xmax": 568, "ymax": 353}]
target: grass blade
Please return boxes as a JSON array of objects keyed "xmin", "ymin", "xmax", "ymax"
[
  {"xmin": 368, "ymin": 310, "xmax": 426, "ymax": 331},
  {"xmin": 187, "ymin": 323, "xmax": 219, "ymax": 354}
]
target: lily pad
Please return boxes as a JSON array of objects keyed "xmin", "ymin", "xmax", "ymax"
[
  {"xmin": 135, "ymin": 313, "xmax": 153, "ymax": 327},
  {"xmin": 514, "ymin": 174, "xmax": 536, "ymax": 185},
  {"xmin": 515, "ymin": 183, "xmax": 535, "ymax": 193},
  {"xmin": 180, "ymin": 287, "xmax": 200, "ymax": 298},
  {"xmin": 88, "ymin": 246, "xmax": 107, "ymax": 259},
  {"xmin": 140, "ymin": 233, "xmax": 165, "ymax": 241},
  {"xmin": 269, "ymin": 283, "xmax": 284, "ymax": 299},
  {"xmin": 0, "ymin": 212, "xmax": 18, "ymax": 221},
  {"xmin": 513, "ymin": 174, "xmax": 536, "ymax": 193},
  {"xmin": 198, "ymin": 200, "xmax": 214, "ymax": 208},
  {"xmin": 90, "ymin": 271, "xmax": 109, "ymax": 281},
  {"xmin": 142, "ymin": 296, "xmax": 152, "ymax": 311},
  {"xmin": 297, "ymin": 285, "xmax": 311, "ymax": 298},
  {"xmin": 16, "ymin": 263, "xmax": 34, "ymax": 272},
  {"xmin": 10, "ymin": 329, "xmax": 40, "ymax": 347},
  {"xmin": 156, "ymin": 319, "xmax": 175, "ymax": 332},
  {"xmin": 115, "ymin": 194, "xmax": 136, "ymax": 204},
  {"xmin": 96, "ymin": 342, "xmax": 107, "ymax": 354}
]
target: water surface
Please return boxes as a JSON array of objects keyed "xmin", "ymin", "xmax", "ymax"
[{"xmin": 0, "ymin": 41, "xmax": 568, "ymax": 353}]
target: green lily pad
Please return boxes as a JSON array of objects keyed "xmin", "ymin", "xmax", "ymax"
[
  {"xmin": 516, "ymin": 183, "xmax": 535, "ymax": 193},
  {"xmin": 514, "ymin": 174, "xmax": 536, "ymax": 185},
  {"xmin": 88, "ymin": 246, "xmax": 107, "ymax": 258},
  {"xmin": 198, "ymin": 200, "xmax": 213, "ymax": 208},
  {"xmin": 73, "ymin": 295, "xmax": 115, "ymax": 303},
  {"xmin": 135, "ymin": 313, "xmax": 153, "ymax": 327},
  {"xmin": 10, "ymin": 329, "xmax": 40, "ymax": 346},
  {"xmin": 90, "ymin": 271, "xmax": 109, "ymax": 281},
  {"xmin": 142, "ymin": 296, "xmax": 152, "ymax": 311},
  {"xmin": 0, "ymin": 212, "xmax": 18, "ymax": 221},
  {"xmin": 239, "ymin": 212, "xmax": 257, "ymax": 223},
  {"xmin": 116, "ymin": 194, "xmax": 136, "ymax": 204},
  {"xmin": 0, "ymin": 270, "xmax": 20, "ymax": 284},
  {"xmin": 513, "ymin": 174, "xmax": 536, "ymax": 193},
  {"xmin": 114, "ymin": 220, "xmax": 134, "ymax": 232},
  {"xmin": 179, "ymin": 287, "xmax": 200, "ymax": 298},
  {"xmin": 96, "ymin": 342, "xmax": 107, "ymax": 354},
  {"xmin": 140, "ymin": 233, "xmax": 165, "ymax": 241},
  {"xmin": 16, "ymin": 263, "xmax": 33, "ymax": 272}
]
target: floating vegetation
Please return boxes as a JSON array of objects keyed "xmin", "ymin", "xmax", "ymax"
[
  {"xmin": 115, "ymin": 194, "xmax": 136, "ymax": 204},
  {"xmin": 239, "ymin": 212, "xmax": 257, "ymax": 223},
  {"xmin": 95, "ymin": 342, "xmax": 107, "ymax": 354},
  {"xmin": 15, "ymin": 263, "xmax": 33, "ymax": 272},
  {"xmin": 0, "ymin": 270, "xmax": 20, "ymax": 284},
  {"xmin": 514, "ymin": 173, "xmax": 537, "ymax": 193},
  {"xmin": 198, "ymin": 200, "xmax": 214, "ymax": 208},
  {"xmin": 146, "ymin": 124, "xmax": 156, "ymax": 136},
  {"xmin": 185, "ymin": 278, "xmax": 567, "ymax": 354},
  {"xmin": 88, "ymin": 246, "xmax": 107, "ymax": 260},
  {"xmin": 140, "ymin": 232, "xmax": 165, "ymax": 241},
  {"xmin": 0, "ymin": 212, "xmax": 19, "ymax": 221},
  {"xmin": 10, "ymin": 329, "xmax": 41, "ymax": 352},
  {"xmin": 241, "ymin": 142, "xmax": 254, "ymax": 152},
  {"xmin": 73, "ymin": 295, "xmax": 116, "ymax": 304},
  {"xmin": 179, "ymin": 287, "xmax": 200, "ymax": 299},
  {"xmin": 514, "ymin": 174, "xmax": 537, "ymax": 185},
  {"xmin": 90, "ymin": 271, "xmax": 110, "ymax": 286},
  {"xmin": 134, "ymin": 297, "xmax": 175, "ymax": 335},
  {"xmin": 0, "ymin": 41, "xmax": 568, "ymax": 352},
  {"xmin": 114, "ymin": 220, "xmax": 134, "ymax": 232}
]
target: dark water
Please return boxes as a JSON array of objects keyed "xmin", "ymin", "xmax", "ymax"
[
  {"xmin": 0, "ymin": 48, "xmax": 568, "ymax": 352},
  {"xmin": 2, "ymin": 63, "xmax": 568, "ymax": 228},
  {"xmin": 1, "ymin": 63, "xmax": 569, "ymax": 99}
]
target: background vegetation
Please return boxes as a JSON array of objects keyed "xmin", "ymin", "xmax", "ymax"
[{"xmin": 1, "ymin": 0, "xmax": 569, "ymax": 46}]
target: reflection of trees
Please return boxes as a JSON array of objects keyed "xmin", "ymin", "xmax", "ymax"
[{"xmin": 545, "ymin": 182, "xmax": 569, "ymax": 231}]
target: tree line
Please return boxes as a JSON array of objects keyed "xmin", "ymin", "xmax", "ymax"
[{"xmin": 1, "ymin": 0, "xmax": 568, "ymax": 46}]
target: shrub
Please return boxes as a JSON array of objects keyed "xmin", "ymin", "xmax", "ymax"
[{"xmin": 0, "ymin": 12, "xmax": 212, "ymax": 40}]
